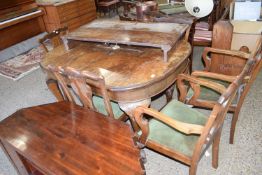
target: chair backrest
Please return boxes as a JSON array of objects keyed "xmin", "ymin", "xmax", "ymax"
[
  {"xmin": 211, "ymin": 28, "xmax": 261, "ymax": 76},
  {"xmin": 210, "ymin": 20, "xmax": 234, "ymax": 74},
  {"xmin": 39, "ymin": 27, "xmax": 68, "ymax": 52},
  {"xmin": 47, "ymin": 65, "xmax": 115, "ymax": 118},
  {"xmin": 192, "ymin": 58, "xmax": 252, "ymax": 161}
]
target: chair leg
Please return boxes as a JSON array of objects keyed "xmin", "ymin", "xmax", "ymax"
[
  {"xmin": 189, "ymin": 163, "xmax": 198, "ymax": 175},
  {"xmin": 118, "ymin": 113, "xmax": 129, "ymax": 122},
  {"xmin": 46, "ymin": 79, "xmax": 64, "ymax": 101},
  {"xmin": 165, "ymin": 85, "xmax": 175, "ymax": 103},
  {"xmin": 230, "ymin": 85, "xmax": 249, "ymax": 144},
  {"xmin": 229, "ymin": 104, "xmax": 241, "ymax": 144},
  {"xmin": 212, "ymin": 127, "xmax": 222, "ymax": 169}
]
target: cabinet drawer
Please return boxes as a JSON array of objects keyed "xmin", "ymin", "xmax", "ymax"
[
  {"xmin": 59, "ymin": 6, "xmax": 96, "ymax": 22},
  {"xmin": 61, "ymin": 12, "xmax": 96, "ymax": 30},
  {"xmin": 57, "ymin": 0, "xmax": 95, "ymax": 22},
  {"xmin": 40, "ymin": 0, "xmax": 96, "ymax": 32}
]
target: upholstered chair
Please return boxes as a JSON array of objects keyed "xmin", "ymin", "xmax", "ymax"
[
  {"xmin": 178, "ymin": 36, "xmax": 262, "ymax": 144},
  {"xmin": 134, "ymin": 60, "xmax": 251, "ymax": 175}
]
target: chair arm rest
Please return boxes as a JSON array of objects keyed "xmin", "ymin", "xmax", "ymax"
[
  {"xmin": 192, "ymin": 71, "xmax": 236, "ymax": 83},
  {"xmin": 134, "ymin": 106, "xmax": 204, "ymax": 138},
  {"xmin": 177, "ymin": 74, "xmax": 227, "ymax": 94},
  {"xmin": 202, "ymin": 47, "xmax": 250, "ymax": 71},
  {"xmin": 176, "ymin": 73, "xmax": 227, "ymax": 103}
]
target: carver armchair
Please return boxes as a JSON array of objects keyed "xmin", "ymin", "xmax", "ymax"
[
  {"xmin": 46, "ymin": 65, "xmax": 127, "ymax": 121},
  {"xmin": 134, "ymin": 61, "xmax": 251, "ymax": 175},
  {"xmin": 177, "ymin": 36, "xmax": 262, "ymax": 144}
]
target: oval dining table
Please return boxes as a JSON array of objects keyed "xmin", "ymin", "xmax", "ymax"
[{"xmin": 40, "ymin": 39, "xmax": 191, "ymax": 130}]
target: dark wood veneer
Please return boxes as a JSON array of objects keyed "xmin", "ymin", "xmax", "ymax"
[{"xmin": 0, "ymin": 102, "xmax": 145, "ymax": 175}]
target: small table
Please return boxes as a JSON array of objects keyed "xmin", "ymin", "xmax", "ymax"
[
  {"xmin": 0, "ymin": 102, "xmax": 145, "ymax": 175},
  {"xmin": 62, "ymin": 20, "xmax": 189, "ymax": 61}
]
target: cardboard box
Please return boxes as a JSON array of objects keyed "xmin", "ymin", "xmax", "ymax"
[{"xmin": 230, "ymin": 20, "xmax": 262, "ymax": 52}]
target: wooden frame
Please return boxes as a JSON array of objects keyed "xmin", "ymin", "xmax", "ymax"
[{"xmin": 134, "ymin": 61, "xmax": 250, "ymax": 175}]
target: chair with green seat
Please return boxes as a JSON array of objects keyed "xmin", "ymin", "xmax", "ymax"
[
  {"xmin": 134, "ymin": 61, "xmax": 251, "ymax": 175},
  {"xmin": 179, "ymin": 36, "xmax": 262, "ymax": 144},
  {"xmin": 46, "ymin": 65, "xmax": 128, "ymax": 121}
]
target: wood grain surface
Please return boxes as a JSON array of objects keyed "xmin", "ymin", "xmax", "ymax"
[
  {"xmin": 0, "ymin": 102, "xmax": 145, "ymax": 175},
  {"xmin": 41, "ymin": 40, "xmax": 191, "ymax": 102}
]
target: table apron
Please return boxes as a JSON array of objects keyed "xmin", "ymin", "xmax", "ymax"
[{"xmin": 108, "ymin": 58, "xmax": 190, "ymax": 102}]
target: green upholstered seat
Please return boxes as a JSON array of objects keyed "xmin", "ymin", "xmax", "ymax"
[
  {"xmin": 186, "ymin": 78, "xmax": 237, "ymax": 104},
  {"xmin": 93, "ymin": 96, "xmax": 124, "ymax": 119},
  {"xmin": 147, "ymin": 100, "xmax": 208, "ymax": 157},
  {"xmin": 159, "ymin": 4, "xmax": 187, "ymax": 15}
]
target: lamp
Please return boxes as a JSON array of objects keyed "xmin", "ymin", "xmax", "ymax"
[{"xmin": 185, "ymin": 0, "xmax": 214, "ymax": 18}]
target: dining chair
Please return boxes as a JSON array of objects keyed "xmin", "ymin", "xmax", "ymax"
[
  {"xmin": 133, "ymin": 60, "xmax": 251, "ymax": 175},
  {"xmin": 46, "ymin": 65, "xmax": 128, "ymax": 121},
  {"xmin": 39, "ymin": 27, "xmax": 70, "ymax": 101},
  {"xmin": 177, "ymin": 36, "xmax": 262, "ymax": 144}
]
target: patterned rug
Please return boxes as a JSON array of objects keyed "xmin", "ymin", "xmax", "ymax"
[{"xmin": 0, "ymin": 46, "xmax": 45, "ymax": 81}]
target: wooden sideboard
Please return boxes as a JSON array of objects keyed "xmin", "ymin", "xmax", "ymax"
[{"xmin": 38, "ymin": 0, "xmax": 97, "ymax": 32}]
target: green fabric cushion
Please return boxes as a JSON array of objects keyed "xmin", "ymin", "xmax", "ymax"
[
  {"xmin": 186, "ymin": 78, "xmax": 237, "ymax": 104},
  {"xmin": 159, "ymin": 5, "xmax": 187, "ymax": 15},
  {"xmin": 93, "ymin": 96, "xmax": 124, "ymax": 119},
  {"xmin": 147, "ymin": 100, "xmax": 207, "ymax": 157}
]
